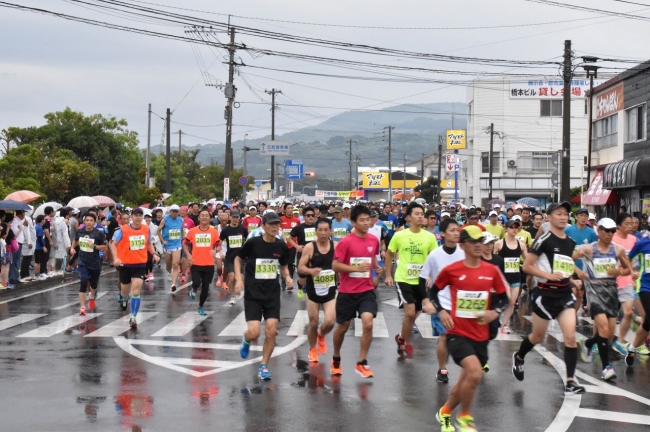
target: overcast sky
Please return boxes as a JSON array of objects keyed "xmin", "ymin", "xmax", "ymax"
[{"xmin": 1, "ymin": 0, "xmax": 648, "ymax": 150}]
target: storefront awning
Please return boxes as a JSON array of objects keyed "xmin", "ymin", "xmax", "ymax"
[
  {"xmin": 603, "ymin": 157, "xmax": 650, "ymax": 189},
  {"xmin": 584, "ymin": 169, "xmax": 616, "ymax": 205}
]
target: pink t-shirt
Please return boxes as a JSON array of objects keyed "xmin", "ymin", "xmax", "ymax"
[
  {"xmin": 183, "ymin": 217, "xmax": 195, "ymax": 233},
  {"xmin": 334, "ymin": 231, "xmax": 379, "ymax": 294},
  {"xmin": 612, "ymin": 232, "xmax": 637, "ymax": 289}
]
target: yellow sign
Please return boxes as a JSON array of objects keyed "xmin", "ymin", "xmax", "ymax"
[
  {"xmin": 440, "ymin": 180, "xmax": 456, "ymax": 189},
  {"xmin": 446, "ymin": 129, "xmax": 467, "ymax": 150},
  {"xmin": 362, "ymin": 172, "xmax": 420, "ymax": 190},
  {"xmin": 643, "ymin": 199, "xmax": 650, "ymax": 215}
]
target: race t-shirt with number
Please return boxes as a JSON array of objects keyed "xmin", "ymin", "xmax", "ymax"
[
  {"xmin": 388, "ymin": 229, "xmax": 438, "ymax": 283},
  {"xmin": 184, "ymin": 226, "xmax": 220, "ymax": 266},
  {"xmin": 289, "ymin": 223, "xmax": 316, "ymax": 247},
  {"xmin": 333, "ymin": 232, "xmax": 379, "ymax": 294},
  {"xmin": 219, "ymin": 224, "xmax": 249, "ymax": 263},
  {"xmin": 434, "ymin": 260, "xmax": 507, "ymax": 342},
  {"xmin": 529, "ymin": 231, "xmax": 576, "ymax": 297},
  {"xmin": 280, "ymin": 215, "xmax": 301, "ymax": 248},
  {"xmin": 628, "ymin": 237, "xmax": 650, "ymax": 293},
  {"xmin": 242, "ymin": 216, "xmax": 262, "ymax": 232},
  {"xmin": 75, "ymin": 227, "xmax": 106, "ymax": 270},
  {"xmin": 331, "ymin": 218, "xmax": 352, "ymax": 242},
  {"xmin": 237, "ymin": 235, "xmax": 289, "ymax": 301},
  {"xmin": 612, "ymin": 232, "xmax": 637, "ymax": 289}
]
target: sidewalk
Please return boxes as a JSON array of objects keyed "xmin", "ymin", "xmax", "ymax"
[{"xmin": 0, "ymin": 271, "xmax": 80, "ymax": 300}]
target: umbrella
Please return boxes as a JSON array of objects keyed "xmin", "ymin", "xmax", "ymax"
[
  {"xmin": 570, "ymin": 195, "xmax": 582, "ymax": 204},
  {"xmin": 68, "ymin": 196, "xmax": 100, "ymax": 208},
  {"xmin": 34, "ymin": 202, "xmax": 63, "ymax": 217},
  {"xmin": 162, "ymin": 193, "xmax": 171, "ymax": 200},
  {"xmin": 5, "ymin": 190, "xmax": 40, "ymax": 204},
  {"xmin": 139, "ymin": 203, "xmax": 151, "ymax": 209},
  {"xmin": 517, "ymin": 197, "xmax": 541, "ymax": 208},
  {"xmin": 92, "ymin": 195, "xmax": 116, "ymax": 207},
  {"xmin": 487, "ymin": 199, "xmax": 506, "ymax": 206},
  {"xmin": 0, "ymin": 199, "xmax": 32, "ymax": 211}
]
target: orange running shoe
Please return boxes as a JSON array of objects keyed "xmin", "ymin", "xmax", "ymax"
[
  {"xmin": 215, "ymin": 275, "xmax": 222, "ymax": 287},
  {"xmin": 308, "ymin": 348, "xmax": 319, "ymax": 363},
  {"xmin": 330, "ymin": 358, "xmax": 342, "ymax": 376},
  {"xmin": 88, "ymin": 297, "xmax": 96, "ymax": 311},
  {"xmin": 222, "ymin": 281, "xmax": 229, "ymax": 290},
  {"xmin": 79, "ymin": 306, "xmax": 86, "ymax": 316},
  {"xmin": 355, "ymin": 362, "xmax": 374, "ymax": 378},
  {"xmin": 317, "ymin": 333, "xmax": 327, "ymax": 355}
]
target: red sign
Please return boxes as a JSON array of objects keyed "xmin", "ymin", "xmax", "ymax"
[
  {"xmin": 594, "ymin": 84, "xmax": 624, "ymax": 120},
  {"xmin": 583, "ymin": 170, "xmax": 615, "ymax": 205}
]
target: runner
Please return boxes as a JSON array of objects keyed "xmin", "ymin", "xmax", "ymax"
[
  {"xmin": 574, "ymin": 218, "xmax": 633, "ymax": 380},
  {"xmin": 157, "ymin": 204, "xmax": 184, "ymax": 292},
  {"xmin": 109, "ymin": 208, "xmax": 159, "ymax": 328},
  {"xmin": 236, "ymin": 212, "xmax": 292, "ymax": 380},
  {"xmin": 385, "ymin": 202, "xmax": 437, "ymax": 359},
  {"xmin": 179, "ymin": 205, "xmax": 196, "ymax": 284},
  {"xmin": 242, "ymin": 206, "xmax": 262, "ymax": 232},
  {"xmin": 565, "ymin": 208, "xmax": 598, "ymax": 314},
  {"xmin": 214, "ymin": 212, "xmax": 229, "ymax": 288},
  {"xmin": 480, "ymin": 232, "xmax": 506, "ymax": 354},
  {"xmin": 70, "ymin": 213, "xmax": 107, "ymax": 315},
  {"xmin": 485, "ymin": 211, "xmax": 505, "ymax": 239},
  {"xmin": 298, "ymin": 218, "xmax": 337, "ymax": 364},
  {"xmin": 495, "ymin": 219, "xmax": 528, "ymax": 334},
  {"xmin": 512, "ymin": 201, "xmax": 586, "ymax": 394},
  {"xmin": 183, "ymin": 209, "xmax": 221, "ymax": 315},
  {"xmin": 369, "ymin": 211, "xmax": 388, "ymax": 289},
  {"xmin": 280, "ymin": 203, "xmax": 301, "ymax": 290},
  {"xmin": 288, "ymin": 207, "xmax": 318, "ymax": 298},
  {"xmin": 219, "ymin": 210, "xmax": 248, "ymax": 305},
  {"xmin": 623, "ymin": 234, "xmax": 650, "ymax": 365},
  {"xmin": 331, "ymin": 206, "xmax": 352, "ymax": 243},
  {"xmin": 331, "ymin": 205, "xmax": 383, "ymax": 378},
  {"xmin": 611, "ymin": 212, "xmax": 638, "ymax": 354},
  {"xmin": 425, "ymin": 226, "xmax": 508, "ymax": 432}
]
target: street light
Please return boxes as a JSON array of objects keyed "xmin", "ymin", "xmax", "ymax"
[{"xmin": 582, "ymin": 57, "xmax": 601, "ymax": 187}]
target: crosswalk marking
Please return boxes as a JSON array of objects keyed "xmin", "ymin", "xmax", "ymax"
[
  {"xmin": 286, "ymin": 310, "xmax": 324, "ymax": 336},
  {"xmin": 151, "ymin": 311, "xmax": 214, "ymax": 337},
  {"xmin": 85, "ymin": 313, "xmax": 158, "ymax": 337},
  {"xmin": 152, "ymin": 356, "xmax": 240, "ymax": 368},
  {"xmin": 355, "ymin": 312, "xmax": 389, "ymax": 337},
  {"xmin": 414, "ymin": 313, "xmax": 434, "ymax": 338},
  {"xmin": 576, "ymin": 409, "xmax": 650, "ymax": 426},
  {"xmin": 218, "ymin": 312, "xmax": 247, "ymax": 336},
  {"xmin": 52, "ymin": 292, "xmax": 108, "ymax": 311},
  {"xmin": 127, "ymin": 338, "xmax": 264, "ymax": 351},
  {"xmin": 0, "ymin": 314, "xmax": 47, "ymax": 332},
  {"xmin": 17, "ymin": 313, "xmax": 102, "ymax": 338}
]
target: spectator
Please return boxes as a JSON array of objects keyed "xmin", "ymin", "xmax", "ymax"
[
  {"xmin": 42, "ymin": 206, "xmax": 54, "ymax": 276},
  {"xmin": 34, "ymin": 215, "xmax": 48, "ymax": 279},
  {"xmin": 10, "ymin": 210, "xmax": 27, "ymax": 285},
  {"xmin": 54, "ymin": 207, "xmax": 71, "ymax": 274},
  {"xmin": 19, "ymin": 210, "xmax": 34, "ymax": 282},
  {"xmin": 1, "ymin": 212, "xmax": 17, "ymax": 288}
]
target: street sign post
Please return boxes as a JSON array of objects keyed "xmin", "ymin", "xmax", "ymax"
[
  {"xmin": 259, "ymin": 141, "xmax": 290, "ymax": 156},
  {"xmin": 223, "ymin": 178, "xmax": 230, "ymax": 201},
  {"xmin": 254, "ymin": 180, "xmax": 263, "ymax": 189},
  {"xmin": 238, "ymin": 176, "xmax": 248, "ymax": 186},
  {"xmin": 284, "ymin": 159, "xmax": 304, "ymax": 180}
]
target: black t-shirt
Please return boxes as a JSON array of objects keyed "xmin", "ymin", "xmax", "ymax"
[
  {"xmin": 1, "ymin": 223, "xmax": 14, "ymax": 244},
  {"xmin": 189, "ymin": 213, "xmax": 199, "ymax": 226},
  {"xmin": 525, "ymin": 225, "xmax": 540, "ymax": 239},
  {"xmin": 106, "ymin": 217, "xmax": 119, "ymax": 240},
  {"xmin": 529, "ymin": 231, "xmax": 576, "ymax": 297},
  {"xmin": 521, "ymin": 219, "xmax": 534, "ymax": 229},
  {"xmin": 42, "ymin": 218, "xmax": 51, "ymax": 248},
  {"xmin": 75, "ymin": 228, "xmax": 107, "ymax": 269},
  {"xmin": 219, "ymin": 224, "xmax": 249, "ymax": 262},
  {"xmin": 238, "ymin": 236, "xmax": 289, "ymax": 301},
  {"xmin": 481, "ymin": 254, "xmax": 505, "ymax": 276},
  {"xmin": 289, "ymin": 222, "xmax": 316, "ymax": 247}
]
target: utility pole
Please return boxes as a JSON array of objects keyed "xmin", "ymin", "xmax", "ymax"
[
  {"xmin": 178, "ymin": 130, "xmax": 182, "ymax": 153},
  {"xmin": 355, "ymin": 155, "xmax": 360, "ymax": 190},
  {"xmin": 403, "ymin": 153, "xmax": 407, "ymax": 199},
  {"xmin": 146, "ymin": 103, "xmax": 151, "ymax": 187},
  {"xmin": 384, "ymin": 126, "xmax": 394, "ymax": 201},
  {"xmin": 224, "ymin": 26, "xmax": 236, "ymax": 177},
  {"xmin": 437, "ymin": 136, "xmax": 443, "ymax": 202},
  {"xmin": 347, "ymin": 139, "xmax": 357, "ymax": 190},
  {"xmin": 421, "ymin": 154, "xmax": 426, "ymax": 184},
  {"xmin": 165, "ymin": 108, "xmax": 171, "ymax": 193},
  {"xmin": 488, "ymin": 123, "xmax": 495, "ymax": 201},
  {"xmin": 265, "ymin": 88, "xmax": 282, "ymax": 198},
  {"xmin": 561, "ymin": 40, "xmax": 572, "ymax": 201}
]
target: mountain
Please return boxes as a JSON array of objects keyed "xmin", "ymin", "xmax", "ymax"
[{"xmin": 149, "ymin": 102, "xmax": 466, "ymax": 179}]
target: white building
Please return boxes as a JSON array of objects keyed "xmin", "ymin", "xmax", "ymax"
[{"xmin": 463, "ymin": 76, "xmax": 606, "ymax": 207}]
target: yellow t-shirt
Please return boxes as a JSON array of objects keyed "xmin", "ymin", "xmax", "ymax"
[{"xmin": 485, "ymin": 223, "xmax": 505, "ymax": 239}]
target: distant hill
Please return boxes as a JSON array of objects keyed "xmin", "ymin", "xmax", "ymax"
[{"xmin": 150, "ymin": 102, "xmax": 466, "ymax": 179}]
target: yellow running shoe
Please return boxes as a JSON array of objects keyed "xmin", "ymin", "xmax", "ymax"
[
  {"xmin": 456, "ymin": 414, "xmax": 477, "ymax": 431},
  {"xmin": 436, "ymin": 408, "xmax": 455, "ymax": 432}
]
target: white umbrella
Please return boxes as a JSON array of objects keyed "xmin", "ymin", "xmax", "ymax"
[
  {"xmin": 33, "ymin": 202, "xmax": 62, "ymax": 217},
  {"xmin": 68, "ymin": 196, "xmax": 100, "ymax": 208}
]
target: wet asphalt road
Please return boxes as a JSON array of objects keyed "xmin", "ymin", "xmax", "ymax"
[{"xmin": 1, "ymin": 267, "xmax": 649, "ymax": 432}]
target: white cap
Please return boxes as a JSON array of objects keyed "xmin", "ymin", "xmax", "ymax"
[
  {"xmin": 441, "ymin": 211, "xmax": 451, "ymax": 217},
  {"xmin": 342, "ymin": 203, "xmax": 351, "ymax": 209},
  {"xmin": 515, "ymin": 204, "xmax": 523, "ymax": 209},
  {"xmin": 249, "ymin": 206, "xmax": 257, "ymax": 210},
  {"xmin": 169, "ymin": 204, "xmax": 180, "ymax": 211},
  {"xmin": 589, "ymin": 212, "xmax": 596, "ymax": 220},
  {"xmin": 489, "ymin": 211, "xmax": 498, "ymax": 217},
  {"xmin": 512, "ymin": 215, "xmax": 522, "ymax": 221},
  {"xmin": 482, "ymin": 232, "xmax": 498, "ymax": 244},
  {"xmin": 598, "ymin": 217, "xmax": 617, "ymax": 230},
  {"xmin": 493, "ymin": 204, "xmax": 501, "ymax": 208}
]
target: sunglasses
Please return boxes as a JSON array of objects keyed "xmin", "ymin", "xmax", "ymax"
[
  {"xmin": 469, "ymin": 217, "xmax": 478, "ymax": 221},
  {"xmin": 508, "ymin": 225, "xmax": 520, "ymax": 229},
  {"xmin": 429, "ymin": 217, "xmax": 436, "ymax": 220},
  {"xmin": 304, "ymin": 214, "xmax": 315, "ymax": 217},
  {"xmin": 600, "ymin": 228, "xmax": 616, "ymax": 234}
]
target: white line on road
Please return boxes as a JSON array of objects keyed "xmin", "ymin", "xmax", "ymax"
[
  {"xmin": 126, "ymin": 338, "xmax": 264, "ymax": 351},
  {"xmin": 52, "ymin": 292, "xmax": 107, "ymax": 311},
  {"xmin": 151, "ymin": 311, "xmax": 214, "ymax": 337},
  {"xmin": 355, "ymin": 312, "xmax": 389, "ymax": 337},
  {"xmin": 576, "ymin": 409, "xmax": 650, "ymax": 425},
  {"xmin": 85, "ymin": 312, "xmax": 158, "ymax": 337},
  {"xmin": 218, "ymin": 312, "xmax": 248, "ymax": 336},
  {"xmin": 0, "ymin": 314, "xmax": 47, "ymax": 332},
  {"xmin": 286, "ymin": 310, "xmax": 325, "ymax": 336},
  {"xmin": 17, "ymin": 313, "xmax": 102, "ymax": 338}
]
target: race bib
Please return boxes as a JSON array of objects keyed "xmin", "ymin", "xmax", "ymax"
[
  {"xmin": 304, "ymin": 228, "xmax": 316, "ymax": 242},
  {"xmin": 255, "ymin": 259, "xmax": 278, "ymax": 280},
  {"xmin": 406, "ymin": 263, "xmax": 423, "ymax": 280},
  {"xmin": 283, "ymin": 229, "xmax": 292, "ymax": 238},
  {"xmin": 169, "ymin": 229, "xmax": 181, "ymax": 240},
  {"xmin": 350, "ymin": 257, "xmax": 371, "ymax": 278},
  {"xmin": 313, "ymin": 269, "xmax": 335, "ymax": 295},
  {"xmin": 195, "ymin": 233, "xmax": 211, "ymax": 248},
  {"xmin": 504, "ymin": 257, "xmax": 520, "ymax": 273},
  {"xmin": 229, "ymin": 235, "xmax": 243, "ymax": 248},
  {"xmin": 248, "ymin": 223, "xmax": 259, "ymax": 231},
  {"xmin": 79, "ymin": 237, "xmax": 94, "ymax": 253},
  {"xmin": 645, "ymin": 253, "xmax": 650, "ymax": 273},
  {"xmin": 129, "ymin": 235, "xmax": 145, "ymax": 251},
  {"xmin": 552, "ymin": 254, "xmax": 574, "ymax": 277},
  {"xmin": 593, "ymin": 257, "xmax": 616, "ymax": 278},
  {"xmin": 385, "ymin": 221, "xmax": 393, "ymax": 230},
  {"xmin": 332, "ymin": 228, "xmax": 347, "ymax": 239},
  {"xmin": 183, "ymin": 228, "xmax": 189, "ymax": 237},
  {"xmin": 455, "ymin": 290, "xmax": 489, "ymax": 319}
]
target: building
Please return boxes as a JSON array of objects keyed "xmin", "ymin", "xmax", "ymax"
[
  {"xmin": 464, "ymin": 76, "xmax": 606, "ymax": 207},
  {"xmin": 584, "ymin": 60, "xmax": 649, "ymax": 217},
  {"xmin": 358, "ymin": 166, "xmax": 420, "ymax": 202}
]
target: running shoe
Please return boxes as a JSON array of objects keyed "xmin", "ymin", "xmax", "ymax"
[
  {"xmin": 403, "ymin": 344, "xmax": 414, "ymax": 359},
  {"xmin": 456, "ymin": 414, "xmax": 477, "ymax": 432},
  {"xmin": 592, "ymin": 344, "xmax": 599, "ymax": 354},
  {"xmin": 500, "ymin": 325, "xmax": 512, "ymax": 334},
  {"xmin": 436, "ymin": 369, "xmax": 449, "ymax": 383},
  {"xmin": 612, "ymin": 340, "xmax": 628, "ymax": 356},
  {"xmin": 601, "ymin": 365, "xmax": 617, "ymax": 381},
  {"xmin": 258, "ymin": 364, "xmax": 272, "ymax": 380},
  {"xmin": 635, "ymin": 344, "xmax": 650, "ymax": 356},
  {"xmin": 564, "ymin": 380, "xmax": 586, "ymax": 394},
  {"xmin": 625, "ymin": 345, "xmax": 636, "ymax": 366},
  {"xmin": 578, "ymin": 338, "xmax": 593, "ymax": 363},
  {"xmin": 120, "ymin": 297, "xmax": 128, "ymax": 311},
  {"xmin": 180, "ymin": 274, "xmax": 186, "ymax": 283},
  {"xmin": 436, "ymin": 408, "xmax": 455, "ymax": 432},
  {"xmin": 355, "ymin": 362, "xmax": 374, "ymax": 378},
  {"xmin": 308, "ymin": 348, "xmax": 319, "ymax": 363},
  {"xmin": 330, "ymin": 358, "xmax": 342, "ymax": 376},
  {"xmin": 189, "ymin": 290, "xmax": 196, "ymax": 301},
  {"xmin": 317, "ymin": 332, "xmax": 327, "ymax": 355},
  {"xmin": 512, "ymin": 352, "xmax": 525, "ymax": 381},
  {"xmin": 198, "ymin": 308, "xmax": 207, "ymax": 316},
  {"xmin": 171, "ymin": 284, "xmax": 177, "ymax": 293},
  {"xmin": 118, "ymin": 293, "xmax": 123, "ymax": 303},
  {"xmin": 239, "ymin": 338, "xmax": 250, "ymax": 359},
  {"xmin": 222, "ymin": 281, "xmax": 229, "ymax": 291},
  {"xmin": 215, "ymin": 276, "xmax": 222, "ymax": 288},
  {"xmin": 483, "ymin": 364, "xmax": 490, "ymax": 374},
  {"xmin": 6, "ymin": 284, "xmax": 14, "ymax": 289},
  {"xmin": 229, "ymin": 297, "xmax": 236, "ymax": 306},
  {"xmin": 297, "ymin": 288, "xmax": 304, "ymax": 299},
  {"xmin": 395, "ymin": 334, "xmax": 405, "ymax": 356},
  {"xmin": 79, "ymin": 306, "xmax": 86, "ymax": 316},
  {"xmin": 412, "ymin": 325, "xmax": 419, "ymax": 334},
  {"xmin": 88, "ymin": 297, "xmax": 96, "ymax": 311},
  {"xmin": 129, "ymin": 316, "xmax": 137, "ymax": 328}
]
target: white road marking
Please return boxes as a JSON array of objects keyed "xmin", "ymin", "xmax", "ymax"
[
  {"xmin": 17, "ymin": 313, "xmax": 102, "ymax": 337},
  {"xmin": 382, "ymin": 298, "xmax": 400, "ymax": 308},
  {"xmin": 286, "ymin": 310, "xmax": 325, "ymax": 336},
  {"xmin": 127, "ymin": 338, "xmax": 263, "ymax": 351},
  {"xmin": 0, "ymin": 314, "xmax": 47, "ymax": 332},
  {"xmin": 414, "ymin": 313, "xmax": 434, "ymax": 339},
  {"xmin": 151, "ymin": 311, "xmax": 214, "ymax": 337},
  {"xmin": 355, "ymin": 312, "xmax": 389, "ymax": 337},
  {"xmin": 576, "ymin": 409, "xmax": 650, "ymax": 425},
  {"xmin": 218, "ymin": 312, "xmax": 248, "ymax": 336},
  {"xmin": 85, "ymin": 312, "xmax": 158, "ymax": 337},
  {"xmin": 52, "ymin": 292, "xmax": 107, "ymax": 311},
  {"xmin": 153, "ymin": 357, "xmax": 240, "ymax": 368},
  {"xmin": 172, "ymin": 282, "xmax": 193, "ymax": 293}
]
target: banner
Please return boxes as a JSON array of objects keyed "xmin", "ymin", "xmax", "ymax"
[
  {"xmin": 315, "ymin": 190, "xmax": 363, "ymax": 198},
  {"xmin": 362, "ymin": 171, "xmax": 421, "ymax": 189},
  {"xmin": 643, "ymin": 199, "xmax": 650, "ymax": 216},
  {"xmin": 446, "ymin": 130, "xmax": 466, "ymax": 150},
  {"xmin": 509, "ymin": 79, "xmax": 605, "ymax": 99},
  {"xmin": 594, "ymin": 84, "xmax": 624, "ymax": 120}
]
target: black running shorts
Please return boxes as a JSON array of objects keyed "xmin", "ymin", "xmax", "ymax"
[
  {"xmin": 532, "ymin": 291, "xmax": 576, "ymax": 321},
  {"xmin": 119, "ymin": 266, "xmax": 146, "ymax": 284},
  {"xmin": 244, "ymin": 296, "xmax": 281, "ymax": 322},
  {"xmin": 395, "ymin": 280, "xmax": 427, "ymax": 312},
  {"xmin": 447, "ymin": 335, "xmax": 489, "ymax": 367},
  {"xmin": 335, "ymin": 290, "xmax": 377, "ymax": 324}
]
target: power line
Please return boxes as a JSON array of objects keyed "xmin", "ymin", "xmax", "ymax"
[{"xmin": 523, "ymin": 0, "xmax": 650, "ymax": 21}]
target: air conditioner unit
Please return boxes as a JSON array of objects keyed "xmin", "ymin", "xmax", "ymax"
[{"xmin": 507, "ymin": 160, "xmax": 517, "ymax": 167}]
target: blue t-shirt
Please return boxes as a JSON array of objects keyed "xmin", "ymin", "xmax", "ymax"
[
  {"xmin": 161, "ymin": 214, "xmax": 183, "ymax": 248},
  {"xmin": 331, "ymin": 218, "xmax": 352, "ymax": 242},
  {"xmin": 565, "ymin": 224, "xmax": 598, "ymax": 270},
  {"xmin": 629, "ymin": 237, "xmax": 650, "ymax": 293},
  {"xmin": 35, "ymin": 224, "xmax": 44, "ymax": 250}
]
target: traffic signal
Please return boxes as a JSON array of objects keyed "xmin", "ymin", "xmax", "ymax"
[{"xmin": 305, "ymin": 172, "xmax": 316, "ymax": 177}]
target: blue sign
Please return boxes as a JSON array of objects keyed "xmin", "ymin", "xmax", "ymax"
[
  {"xmin": 254, "ymin": 180, "xmax": 263, "ymax": 189},
  {"xmin": 238, "ymin": 176, "xmax": 248, "ymax": 186},
  {"xmin": 260, "ymin": 141, "xmax": 290, "ymax": 156},
  {"xmin": 284, "ymin": 159, "xmax": 303, "ymax": 180}
]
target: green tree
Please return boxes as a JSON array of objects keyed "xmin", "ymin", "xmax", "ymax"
[{"xmin": 414, "ymin": 176, "xmax": 440, "ymax": 203}]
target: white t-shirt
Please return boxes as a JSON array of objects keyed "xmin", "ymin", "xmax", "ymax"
[
  {"xmin": 368, "ymin": 225, "xmax": 383, "ymax": 262},
  {"xmin": 420, "ymin": 245, "xmax": 466, "ymax": 310}
]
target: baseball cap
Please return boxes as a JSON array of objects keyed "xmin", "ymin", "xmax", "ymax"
[
  {"xmin": 249, "ymin": 206, "xmax": 257, "ymax": 211},
  {"xmin": 180, "ymin": 205, "xmax": 188, "ymax": 212},
  {"xmin": 293, "ymin": 209, "xmax": 299, "ymax": 214},
  {"xmin": 230, "ymin": 210, "xmax": 241, "ymax": 217},
  {"xmin": 482, "ymin": 232, "xmax": 498, "ymax": 244},
  {"xmin": 576, "ymin": 208, "xmax": 589, "ymax": 216},
  {"xmin": 441, "ymin": 211, "xmax": 450, "ymax": 218},
  {"xmin": 334, "ymin": 206, "xmax": 343, "ymax": 212},
  {"xmin": 132, "ymin": 207, "xmax": 144, "ymax": 215},
  {"xmin": 459, "ymin": 226, "xmax": 484, "ymax": 243},
  {"xmin": 169, "ymin": 204, "xmax": 180, "ymax": 211},
  {"xmin": 546, "ymin": 201, "xmax": 571, "ymax": 215},
  {"xmin": 342, "ymin": 203, "xmax": 351, "ymax": 209},
  {"xmin": 72, "ymin": 208, "xmax": 80, "ymax": 215},
  {"xmin": 515, "ymin": 204, "xmax": 523, "ymax": 210},
  {"xmin": 506, "ymin": 219, "xmax": 521, "ymax": 228},
  {"xmin": 598, "ymin": 218, "xmax": 617, "ymax": 230},
  {"xmin": 588, "ymin": 212, "xmax": 596, "ymax": 220},
  {"xmin": 489, "ymin": 211, "xmax": 498, "ymax": 217},
  {"xmin": 493, "ymin": 204, "xmax": 501, "ymax": 208},
  {"xmin": 370, "ymin": 211, "xmax": 379, "ymax": 217},
  {"xmin": 262, "ymin": 211, "xmax": 281, "ymax": 224},
  {"xmin": 512, "ymin": 215, "xmax": 522, "ymax": 221}
]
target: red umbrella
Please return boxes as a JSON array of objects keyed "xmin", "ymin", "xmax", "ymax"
[
  {"xmin": 5, "ymin": 190, "xmax": 40, "ymax": 204},
  {"xmin": 139, "ymin": 203, "xmax": 151, "ymax": 208},
  {"xmin": 92, "ymin": 195, "xmax": 116, "ymax": 207},
  {"xmin": 570, "ymin": 195, "xmax": 581, "ymax": 204}
]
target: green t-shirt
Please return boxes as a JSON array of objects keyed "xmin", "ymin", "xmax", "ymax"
[
  {"xmin": 388, "ymin": 228, "xmax": 438, "ymax": 283},
  {"xmin": 515, "ymin": 229, "xmax": 533, "ymax": 247},
  {"xmin": 485, "ymin": 223, "xmax": 505, "ymax": 239}
]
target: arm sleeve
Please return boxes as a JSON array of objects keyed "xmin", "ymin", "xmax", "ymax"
[
  {"xmin": 492, "ymin": 292, "xmax": 509, "ymax": 313},
  {"xmin": 428, "ymin": 283, "xmax": 445, "ymax": 311},
  {"xmin": 290, "ymin": 226, "xmax": 299, "ymax": 238}
]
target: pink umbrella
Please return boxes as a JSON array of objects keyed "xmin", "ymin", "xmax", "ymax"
[
  {"xmin": 5, "ymin": 190, "xmax": 40, "ymax": 204},
  {"xmin": 92, "ymin": 195, "xmax": 116, "ymax": 207}
]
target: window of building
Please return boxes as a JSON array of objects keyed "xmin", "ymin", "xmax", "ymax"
[
  {"xmin": 626, "ymin": 104, "xmax": 646, "ymax": 142},
  {"xmin": 540, "ymin": 100, "xmax": 563, "ymax": 117},
  {"xmin": 481, "ymin": 151, "xmax": 500, "ymax": 173},
  {"xmin": 532, "ymin": 152, "xmax": 555, "ymax": 171},
  {"xmin": 515, "ymin": 151, "xmax": 556, "ymax": 173},
  {"xmin": 592, "ymin": 113, "xmax": 618, "ymax": 150}
]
